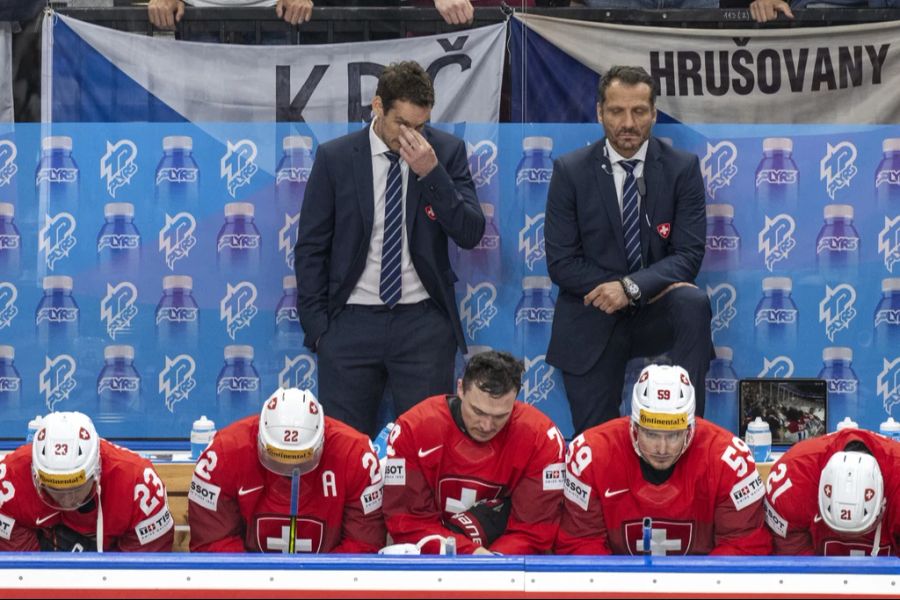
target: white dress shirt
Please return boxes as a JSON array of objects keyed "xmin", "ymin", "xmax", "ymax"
[
  {"xmin": 605, "ymin": 138, "xmax": 649, "ymax": 218},
  {"xmin": 347, "ymin": 120, "xmax": 430, "ymax": 306}
]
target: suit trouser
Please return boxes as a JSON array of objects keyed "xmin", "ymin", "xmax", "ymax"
[
  {"xmin": 562, "ymin": 285, "xmax": 713, "ymax": 436},
  {"xmin": 316, "ymin": 300, "xmax": 457, "ymax": 438}
]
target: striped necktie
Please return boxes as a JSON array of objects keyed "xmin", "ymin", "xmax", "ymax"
[
  {"xmin": 380, "ymin": 151, "xmax": 403, "ymax": 308},
  {"xmin": 620, "ymin": 159, "xmax": 642, "ymax": 274}
]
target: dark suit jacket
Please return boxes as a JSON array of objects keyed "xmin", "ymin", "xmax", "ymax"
[
  {"xmin": 544, "ymin": 136, "xmax": 706, "ymax": 375},
  {"xmin": 294, "ymin": 124, "xmax": 485, "ymax": 353}
]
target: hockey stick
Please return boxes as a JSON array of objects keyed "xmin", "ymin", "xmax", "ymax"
[{"xmin": 288, "ymin": 467, "xmax": 300, "ymax": 554}]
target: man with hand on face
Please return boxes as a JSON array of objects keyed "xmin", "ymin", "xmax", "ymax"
[
  {"xmin": 382, "ymin": 350, "xmax": 565, "ymax": 555},
  {"xmin": 544, "ymin": 65, "xmax": 712, "ymax": 435},
  {"xmin": 295, "ymin": 60, "xmax": 484, "ymax": 439},
  {"xmin": 555, "ymin": 364, "xmax": 772, "ymax": 556}
]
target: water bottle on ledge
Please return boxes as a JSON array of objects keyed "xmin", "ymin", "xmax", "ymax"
[
  {"xmin": 879, "ymin": 417, "xmax": 900, "ymax": 442},
  {"xmin": 26, "ymin": 415, "xmax": 43, "ymax": 443},
  {"xmin": 191, "ymin": 415, "xmax": 216, "ymax": 460},
  {"xmin": 745, "ymin": 417, "xmax": 772, "ymax": 463},
  {"xmin": 835, "ymin": 416, "xmax": 858, "ymax": 432}
]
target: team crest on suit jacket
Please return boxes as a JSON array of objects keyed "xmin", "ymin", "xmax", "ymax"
[
  {"xmin": 657, "ymin": 223, "xmax": 671, "ymax": 239},
  {"xmin": 425, "ymin": 205, "xmax": 437, "ymax": 221}
]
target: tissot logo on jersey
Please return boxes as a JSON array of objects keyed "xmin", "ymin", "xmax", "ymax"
[
  {"xmin": 0, "ymin": 140, "xmax": 18, "ymax": 186},
  {"xmin": 135, "ymin": 508, "xmax": 174, "ymax": 545},
  {"xmin": 543, "ymin": 463, "xmax": 565, "ymax": 491},
  {"xmin": 468, "ymin": 140, "xmax": 499, "ymax": 188},
  {"xmin": 759, "ymin": 214, "xmax": 796, "ymax": 272},
  {"xmin": 101, "ymin": 282, "xmax": 139, "ymax": 340},
  {"xmin": 221, "ymin": 139, "xmax": 259, "ymax": 198},
  {"xmin": 159, "ymin": 212, "xmax": 197, "ymax": 271},
  {"xmin": 460, "ymin": 282, "xmax": 498, "ymax": 340},
  {"xmin": 188, "ymin": 477, "xmax": 220, "ymax": 511},
  {"xmin": 39, "ymin": 212, "xmax": 77, "ymax": 270},
  {"xmin": 383, "ymin": 458, "xmax": 406, "ymax": 486},
  {"xmin": 819, "ymin": 284, "xmax": 856, "ymax": 342},
  {"xmin": 360, "ymin": 483, "xmax": 384, "ymax": 515},
  {"xmin": 0, "ymin": 513, "xmax": 14, "ymax": 541},
  {"xmin": 40, "ymin": 354, "xmax": 77, "ymax": 411},
  {"xmin": 701, "ymin": 141, "xmax": 738, "ymax": 199},
  {"xmin": 0, "ymin": 282, "xmax": 18, "ymax": 330},
  {"xmin": 519, "ymin": 213, "xmax": 546, "ymax": 270},
  {"xmin": 563, "ymin": 472, "xmax": 591, "ymax": 512},
  {"xmin": 763, "ymin": 500, "xmax": 788, "ymax": 538},
  {"xmin": 100, "ymin": 139, "xmax": 139, "ymax": 198},
  {"xmin": 730, "ymin": 472, "xmax": 765, "ymax": 511},
  {"xmin": 221, "ymin": 282, "xmax": 258, "ymax": 340},
  {"xmin": 820, "ymin": 141, "xmax": 857, "ymax": 200}
]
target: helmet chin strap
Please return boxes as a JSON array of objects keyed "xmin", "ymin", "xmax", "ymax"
[
  {"xmin": 870, "ymin": 518, "xmax": 883, "ymax": 557},
  {"xmin": 95, "ymin": 480, "xmax": 103, "ymax": 554}
]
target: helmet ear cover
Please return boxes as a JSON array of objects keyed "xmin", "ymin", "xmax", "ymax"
[{"xmin": 257, "ymin": 388, "xmax": 325, "ymax": 477}]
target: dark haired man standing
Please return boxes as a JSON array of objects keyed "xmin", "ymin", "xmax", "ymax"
[
  {"xmin": 295, "ymin": 61, "xmax": 485, "ymax": 438},
  {"xmin": 544, "ymin": 65, "xmax": 713, "ymax": 435},
  {"xmin": 382, "ymin": 350, "xmax": 565, "ymax": 555}
]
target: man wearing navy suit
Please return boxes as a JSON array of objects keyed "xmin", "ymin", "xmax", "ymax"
[
  {"xmin": 544, "ymin": 65, "xmax": 713, "ymax": 435},
  {"xmin": 295, "ymin": 61, "xmax": 485, "ymax": 438}
]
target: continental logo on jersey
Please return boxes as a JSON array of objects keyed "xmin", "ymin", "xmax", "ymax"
[
  {"xmin": 564, "ymin": 472, "xmax": 591, "ymax": 512},
  {"xmin": 730, "ymin": 471, "xmax": 765, "ymax": 511},
  {"xmin": 0, "ymin": 513, "xmax": 13, "ymax": 541},
  {"xmin": 135, "ymin": 508, "xmax": 174, "ymax": 545},
  {"xmin": 638, "ymin": 410, "xmax": 688, "ymax": 431},
  {"xmin": 543, "ymin": 462, "xmax": 565, "ymax": 491},
  {"xmin": 360, "ymin": 482, "xmax": 383, "ymax": 515},
  {"xmin": 188, "ymin": 477, "xmax": 221, "ymax": 511},
  {"xmin": 265, "ymin": 444, "xmax": 315, "ymax": 462},
  {"xmin": 764, "ymin": 499, "xmax": 788, "ymax": 538},
  {"xmin": 36, "ymin": 469, "xmax": 86, "ymax": 489},
  {"xmin": 383, "ymin": 458, "xmax": 406, "ymax": 486}
]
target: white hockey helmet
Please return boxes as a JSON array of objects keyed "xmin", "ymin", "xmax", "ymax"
[
  {"xmin": 31, "ymin": 412, "xmax": 101, "ymax": 510},
  {"xmin": 818, "ymin": 451, "xmax": 885, "ymax": 534},
  {"xmin": 630, "ymin": 364, "xmax": 696, "ymax": 458},
  {"xmin": 257, "ymin": 388, "xmax": 325, "ymax": 477}
]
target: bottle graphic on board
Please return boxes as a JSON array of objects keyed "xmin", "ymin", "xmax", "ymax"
[
  {"xmin": 875, "ymin": 138, "xmax": 900, "ymax": 212},
  {"xmin": 97, "ymin": 344, "xmax": 142, "ymax": 425},
  {"xmin": 704, "ymin": 203, "xmax": 740, "ymax": 272},
  {"xmin": 275, "ymin": 135, "xmax": 313, "ymax": 224},
  {"xmin": 815, "ymin": 204, "xmax": 858, "ymax": 274},
  {"xmin": 217, "ymin": 202, "xmax": 261, "ymax": 273},
  {"xmin": 515, "ymin": 137, "xmax": 553, "ymax": 275},
  {"xmin": 754, "ymin": 277, "xmax": 798, "ymax": 348},
  {"xmin": 818, "ymin": 346, "xmax": 859, "ymax": 434},
  {"xmin": 36, "ymin": 136, "xmax": 79, "ymax": 212},
  {"xmin": 875, "ymin": 278, "xmax": 900, "ymax": 353},
  {"xmin": 0, "ymin": 345, "xmax": 21, "ymax": 416},
  {"xmin": 275, "ymin": 275, "xmax": 302, "ymax": 346},
  {"xmin": 755, "ymin": 137, "xmax": 798, "ymax": 213},
  {"xmin": 155, "ymin": 275, "xmax": 199, "ymax": 349},
  {"xmin": 97, "ymin": 202, "xmax": 141, "ymax": 277},
  {"xmin": 0, "ymin": 202, "xmax": 20, "ymax": 276},
  {"xmin": 216, "ymin": 345, "xmax": 261, "ymax": 423},
  {"xmin": 35, "ymin": 276, "xmax": 79, "ymax": 346},
  {"xmin": 457, "ymin": 202, "xmax": 501, "ymax": 285},
  {"xmin": 705, "ymin": 346, "xmax": 739, "ymax": 434},
  {"xmin": 155, "ymin": 135, "xmax": 200, "ymax": 208}
]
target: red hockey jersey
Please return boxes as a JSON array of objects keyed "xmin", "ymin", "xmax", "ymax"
[
  {"xmin": 382, "ymin": 395, "xmax": 565, "ymax": 555},
  {"xmin": 765, "ymin": 428, "xmax": 900, "ymax": 556},
  {"xmin": 556, "ymin": 417, "xmax": 771, "ymax": 555},
  {"xmin": 188, "ymin": 415, "xmax": 385, "ymax": 553},
  {"xmin": 0, "ymin": 440, "xmax": 174, "ymax": 552}
]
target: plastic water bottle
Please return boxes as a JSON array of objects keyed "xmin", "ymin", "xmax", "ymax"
[
  {"xmin": 155, "ymin": 275, "xmax": 199, "ymax": 349},
  {"xmin": 457, "ymin": 202, "xmax": 501, "ymax": 286},
  {"xmin": 875, "ymin": 278, "xmax": 900, "ymax": 353},
  {"xmin": 274, "ymin": 135, "xmax": 313, "ymax": 224},
  {"xmin": 818, "ymin": 347, "xmax": 859, "ymax": 434},
  {"xmin": 372, "ymin": 421, "xmax": 394, "ymax": 463},
  {"xmin": 36, "ymin": 276, "xmax": 79, "ymax": 345},
  {"xmin": 275, "ymin": 275, "xmax": 301, "ymax": 346},
  {"xmin": 97, "ymin": 202, "xmax": 141, "ymax": 276},
  {"xmin": 191, "ymin": 415, "xmax": 216, "ymax": 460},
  {"xmin": 35, "ymin": 136, "xmax": 79, "ymax": 213},
  {"xmin": 754, "ymin": 277, "xmax": 798, "ymax": 348},
  {"xmin": 0, "ymin": 202, "xmax": 21, "ymax": 276},
  {"xmin": 705, "ymin": 346, "xmax": 739, "ymax": 434},
  {"xmin": 875, "ymin": 138, "xmax": 900, "ymax": 212},
  {"xmin": 155, "ymin": 135, "xmax": 200, "ymax": 209},
  {"xmin": 216, "ymin": 345, "xmax": 261, "ymax": 422},
  {"xmin": 879, "ymin": 417, "xmax": 900, "ymax": 442},
  {"xmin": 96, "ymin": 344, "xmax": 141, "ymax": 425},
  {"xmin": 703, "ymin": 203, "xmax": 740, "ymax": 272},
  {"xmin": 0, "ymin": 345, "xmax": 21, "ymax": 416},
  {"xmin": 515, "ymin": 136, "xmax": 553, "ymax": 275},
  {"xmin": 26, "ymin": 415, "xmax": 43, "ymax": 443},
  {"xmin": 745, "ymin": 417, "xmax": 772, "ymax": 463},
  {"xmin": 836, "ymin": 416, "xmax": 858, "ymax": 431},
  {"xmin": 755, "ymin": 137, "xmax": 798, "ymax": 213},
  {"xmin": 816, "ymin": 205, "xmax": 859, "ymax": 273},
  {"xmin": 217, "ymin": 202, "xmax": 261, "ymax": 273}
]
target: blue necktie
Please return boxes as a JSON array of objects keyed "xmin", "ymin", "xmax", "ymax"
[
  {"xmin": 620, "ymin": 159, "xmax": 642, "ymax": 274},
  {"xmin": 380, "ymin": 151, "xmax": 403, "ymax": 308}
]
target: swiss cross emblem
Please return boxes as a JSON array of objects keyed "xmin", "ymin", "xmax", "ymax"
[
  {"xmin": 657, "ymin": 223, "xmax": 671, "ymax": 239},
  {"xmin": 624, "ymin": 520, "xmax": 694, "ymax": 556},
  {"xmin": 79, "ymin": 427, "xmax": 91, "ymax": 440},
  {"xmin": 437, "ymin": 477, "xmax": 503, "ymax": 518},
  {"xmin": 865, "ymin": 488, "xmax": 875, "ymax": 501},
  {"xmin": 824, "ymin": 484, "xmax": 832, "ymax": 498},
  {"xmin": 254, "ymin": 515, "xmax": 324, "ymax": 554},
  {"xmin": 425, "ymin": 205, "xmax": 437, "ymax": 221}
]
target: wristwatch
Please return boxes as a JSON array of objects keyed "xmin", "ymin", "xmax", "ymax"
[{"xmin": 620, "ymin": 276, "xmax": 641, "ymax": 305}]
